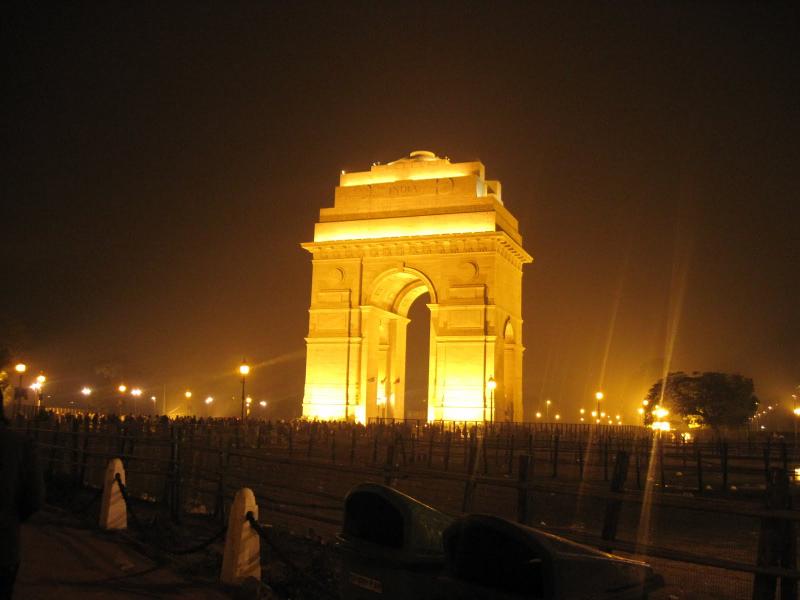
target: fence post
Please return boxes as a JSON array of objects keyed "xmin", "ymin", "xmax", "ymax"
[
  {"xmin": 384, "ymin": 443, "xmax": 396, "ymax": 486},
  {"xmin": 600, "ymin": 450, "xmax": 629, "ymax": 552},
  {"xmin": 99, "ymin": 458, "xmax": 127, "ymax": 530},
  {"xmin": 551, "ymin": 434, "xmax": 560, "ymax": 478},
  {"xmin": 221, "ymin": 488, "xmax": 261, "ymax": 585},
  {"xmin": 721, "ymin": 441, "xmax": 729, "ymax": 492},
  {"xmin": 427, "ymin": 428, "xmax": 435, "ymax": 468},
  {"xmin": 764, "ymin": 441, "xmax": 772, "ymax": 482},
  {"xmin": 603, "ymin": 437, "xmax": 609, "ymax": 482},
  {"xmin": 507, "ymin": 432, "xmax": 516, "ymax": 476},
  {"xmin": 461, "ymin": 441, "xmax": 478, "ymax": 513},
  {"xmin": 350, "ymin": 428, "xmax": 357, "ymax": 464},
  {"xmin": 443, "ymin": 432, "xmax": 452, "ymax": 471},
  {"xmin": 696, "ymin": 440, "xmax": 704, "ymax": 494},
  {"xmin": 752, "ymin": 468, "xmax": 797, "ymax": 600},
  {"xmin": 517, "ymin": 454, "xmax": 531, "ymax": 525},
  {"xmin": 214, "ymin": 446, "xmax": 229, "ymax": 524}
]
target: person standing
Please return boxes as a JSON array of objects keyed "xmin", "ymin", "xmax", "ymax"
[{"xmin": 0, "ymin": 402, "xmax": 44, "ymax": 599}]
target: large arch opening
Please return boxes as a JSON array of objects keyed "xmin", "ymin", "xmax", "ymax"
[
  {"xmin": 404, "ymin": 291, "xmax": 431, "ymax": 420},
  {"xmin": 365, "ymin": 268, "xmax": 436, "ymax": 423}
]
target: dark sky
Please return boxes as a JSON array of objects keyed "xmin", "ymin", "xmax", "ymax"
[{"xmin": 4, "ymin": 3, "xmax": 799, "ymax": 420}]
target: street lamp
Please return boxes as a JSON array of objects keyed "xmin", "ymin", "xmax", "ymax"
[
  {"xmin": 595, "ymin": 391, "xmax": 604, "ymax": 418},
  {"xmin": 205, "ymin": 396, "xmax": 213, "ymax": 417},
  {"xmin": 487, "ymin": 377, "xmax": 497, "ymax": 423},
  {"xmin": 14, "ymin": 363, "xmax": 26, "ymax": 388},
  {"xmin": 131, "ymin": 387, "xmax": 142, "ymax": 415},
  {"xmin": 545, "ymin": 399, "xmax": 552, "ymax": 420},
  {"xmin": 245, "ymin": 396, "xmax": 252, "ymax": 418},
  {"xmin": 81, "ymin": 387, "xmax": 92, "ymax": 413},
  {"xmin": 32, "ymin": 373, "xmax": 45, "ymax": 409},
  {"xmin": 239, "ymin": 360, "xmax": 250, "ymax": 420},
  {"xmin": 259, "ymin": 400, "xmax": 267, "ymax": 408},
  {"xmin": 13, "ymin": 363, "xmax": 27, "ymax": 413}
]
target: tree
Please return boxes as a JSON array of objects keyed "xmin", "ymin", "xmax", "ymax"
[{"xmin": 645, "ymin": 371, "xmax": 758, "ymax": 431}]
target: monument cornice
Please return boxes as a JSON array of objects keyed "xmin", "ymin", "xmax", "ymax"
[{"xmin": 302, "ymin": 231, "xmax": 533, "ymax": 269}]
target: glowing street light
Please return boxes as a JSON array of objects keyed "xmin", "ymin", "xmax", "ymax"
[
  {"xmin": 486, "ymin": 377, "xmax": 497, "ymax": 423},
  {"xmin": 118, "ymin": 384, "xmax": 127, "ymax": 393},
  {"xmin": 205, "ymin": 396, "xmax": 214, "ymax": 405},
  {"xmin": 595, "ymin": 391, "xmax": 603, "ymax": 418},
  {"xmin": 15, "ymin": 363, "xmax": 27, "ymax": 374},
  {"xmin": 535, "ymin": 412, "xmax": 542, "ymax": 419},
  {"xmin": 31, "ymin": 373, "xmax": 45, "ymax": 408},
  {"xmin": 259, "ymin": 400, "xmax": 267, "ymax": 408},
  {"xmin": 239, "ymin": 359, "xmax": 250, "ymax": 420},
  {"xmin": 184, "ymin": 390, "xmax": 192, "ymax": 398},
  {"xmin": 131, "ymin": 388, "xmax": 142, "ymax": 396},
  {"xmin": 81, "ymin": 387, "xmax": 92, "ymax": 396}
]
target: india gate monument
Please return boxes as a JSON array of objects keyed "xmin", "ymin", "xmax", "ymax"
[{"xmin": 301, "ymin": 151, "xmax": 532, "ymax": 424}]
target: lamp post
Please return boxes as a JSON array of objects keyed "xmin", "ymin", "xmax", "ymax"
[
  {"xmin": 131, "ymin": 387, "xmax": 142, "ymax": 415},
  {"xmin": 545, "ymin": 399, "xmax": 552, "ymax": 421},
  {"xmin": 81, "ymin": 387, "xmax": 92, "ymax": 413},
  {"xmin": 239, "ymin": 360, "xmax": 250, "ymax": 420},
  {"xmin": 205, "ymin": 396, "xmax": 213, "ymax": 418},
  {"xmin": 595, "ymin": 391, "xmax": 604, "ymax": 419},
  {"xmin": 184, "ymin": 390, "xmax": 192, "ymax": 415},
  {"xmin": 116, "ymin": 384, "xmax": 126, "ymax": 414},
  {"xmin": 487, "ymin": 377, "xmax": 497, "ymax": 423},
  {"xmin": 35, "ymin": 373, "xmax": 45, "ymax": 409},
  {"xmin": 14, "ymin": 363, "xmax": 27, "ymax": 413},
  {"xmin": 793, "ymin": 394, "xmax": 799, "ymax": 459}
]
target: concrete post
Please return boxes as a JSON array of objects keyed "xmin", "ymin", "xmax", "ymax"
[
  {"xmin": 99, "ymin": 458, "xmax": 127, "ymax": 530},
  {"xmin": 220, "ymin": 487, "xmax": 261, "ymax": 585}
]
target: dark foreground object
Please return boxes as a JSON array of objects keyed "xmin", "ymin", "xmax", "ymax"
[{"xmin": 337, "ymin": 483, "xmax": 663, "ymax": 599}]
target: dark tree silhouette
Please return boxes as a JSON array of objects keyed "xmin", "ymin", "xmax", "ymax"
[{"xmin": 645, "ymin": 371, "xmax": 758, "ymax": 431}]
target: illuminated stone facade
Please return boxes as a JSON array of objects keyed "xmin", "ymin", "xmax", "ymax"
[{"xmin": 301, "ymin": 151, "xmax": 532, "ymax": 423}]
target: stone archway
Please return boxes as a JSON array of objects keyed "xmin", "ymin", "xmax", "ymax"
[{"xmin": 301, "ymin": 151, "xmax": 532, "ymax": 423}]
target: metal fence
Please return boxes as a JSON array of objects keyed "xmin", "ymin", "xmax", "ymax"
[{"xmin": 16, "ymin": 413, "xmax": 800, "ymax": 600}]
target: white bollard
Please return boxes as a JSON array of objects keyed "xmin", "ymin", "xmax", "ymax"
[
  {"xmin": 221, "ymin": 487, "xmax": 261, "ymax": 585},
  {"xmin": 99, "ymin": 458, "xmax": 127, "ymax": 530}
]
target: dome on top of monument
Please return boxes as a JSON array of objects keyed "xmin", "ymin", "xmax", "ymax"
[{"xmin": 388, "ymin": 150, "xmax": 446, "ymax": 165}]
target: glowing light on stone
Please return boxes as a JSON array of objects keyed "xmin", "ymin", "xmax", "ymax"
[{"xmin": 301, "ymin": 152, "xmax": 532, "ymax": 423}]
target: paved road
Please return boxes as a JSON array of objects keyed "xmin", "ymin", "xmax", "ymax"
[{"xmin": 13, "ymin": 506, "xmax": 232, "ymax": 599}]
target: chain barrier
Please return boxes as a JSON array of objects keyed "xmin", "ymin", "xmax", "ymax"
[
  {"xmin": 113, "ymin": 473, "xmax": 228, "ymax": 555},
  {"xmin": 245, "ymin": 511, "xmax": 337, "ymax": 599},
  {"xmin": 72, "ymin": 485, "xmax": 105, "ymax": 514},
  {"xmin": 261, "ymin": 495, "xmax": 341, "ymax": 512},
  {"xmin": 114, "ymin": 473, "xmax": 144, "ymax": 530}
]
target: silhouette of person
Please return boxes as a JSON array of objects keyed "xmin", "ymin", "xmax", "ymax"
[{"xmin": 0, "ymin": 399, "xmax": 44, "ymax": 599}]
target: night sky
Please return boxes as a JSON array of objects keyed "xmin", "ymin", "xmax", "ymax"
[{"xmin": 4, "ymin": 3, "xmax": 799, "ymax": 420}]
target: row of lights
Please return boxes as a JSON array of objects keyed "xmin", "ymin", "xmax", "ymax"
[{"xmin": 17, "ymin": 360, "xmax": 268, "ymax": 418}]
